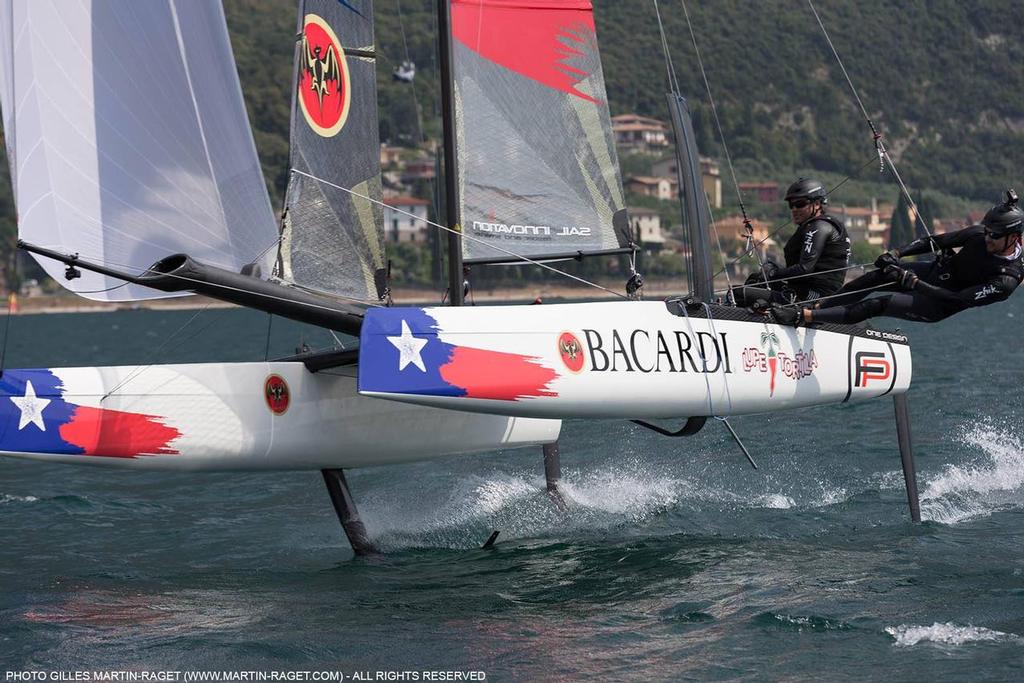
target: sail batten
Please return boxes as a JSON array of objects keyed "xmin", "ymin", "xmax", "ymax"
[
  {"xmin": 0, "ymin": 0, "xmax": 279, "ymax": 302},
  {"xmin": 450, "ymin": 0, "xmax": 631, "ymax": 264}
]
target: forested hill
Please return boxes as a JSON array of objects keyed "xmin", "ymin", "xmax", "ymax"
[
  {"xmin": 221, "ymin": 0, "xmax": 1024, "ymax": 208},
  {"xmin": 0, "ymin": 0, "xmax": 1021, "ymax": 276}
]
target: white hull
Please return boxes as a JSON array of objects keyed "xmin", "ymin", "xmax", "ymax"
[
  {"xmin": 359, "ymin": 301, "xmax": 912, "ymax": 418},
  {"xmin": 0, "ymin": 362, "xmax": 560, "ymax": 470}
]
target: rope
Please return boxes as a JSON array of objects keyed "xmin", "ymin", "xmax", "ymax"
[
  {"xmin": 805, "ymin": 0, "xmax": 934, "ymax": 246},
  {"xmin": 290, "ymin": 169, "xmax": 629, "ymax": 300}
]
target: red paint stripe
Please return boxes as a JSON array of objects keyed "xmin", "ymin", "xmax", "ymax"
[
  {"xmin": 451, "ymin": 0, "xmax": 599, "ymax": 103},
  {"xmin": 440, "ymin": 347, "xmax": 558, "ymax": 401},
  {"xmin": 59, "ymin": 406, "xmax": 181, "ymax": 458}
]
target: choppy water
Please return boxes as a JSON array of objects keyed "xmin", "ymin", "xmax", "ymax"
[{"xmin": 2, "ymin": 299, "xmax": 1023, "ymax": 680}]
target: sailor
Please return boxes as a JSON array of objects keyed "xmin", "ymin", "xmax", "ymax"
[
  {"xmin": 736, "ymin": 177, "xmax": 851, "ymax": 306},
  {"xmin": 773, "ymin": 190, "xmax": 1024, "ymax": 326}
]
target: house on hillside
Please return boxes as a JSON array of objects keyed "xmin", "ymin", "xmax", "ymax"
[
  {"xmin": 719, "ymin": 214, "xmax": 776, "ymax": 262},
  {"xmin": 625, "ymin": 175, "xmax": 676, "ymax": 201},
  {"xmin": 832, "ymin": 199, "xmax": 891, "ymax": 247},
  {"xmin": 612, "ymin": 114, "xmax": 669, "ymax": 153},
  {"xmin": 400, "ymin": 156, "xmax": 436, "ymax": 185},
  {"xmin": 738, "ymin": 182, "xmax": 780, "ymax": 204},
  {"xmin": 379, "ymin": 144, "xmax": 404, "ymax": 167},
  {"xmin": 650, "ymin": 155, "xmax": 722, "ymax": 208},
  {"xmin": 628, "ymin": 207, "xmax": 665, "ymax": 248},
  {"xmin": 384, "ymin": 196, "xmax": 430, "ymax": 243}
]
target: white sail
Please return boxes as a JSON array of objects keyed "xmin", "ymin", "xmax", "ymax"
[{"xmin": 0, "ymin": 0, "xmax": 278, "ymax": 301}]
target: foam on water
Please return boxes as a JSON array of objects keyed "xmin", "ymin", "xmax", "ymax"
[
  {"xmin": 919, "ymin": 422, "xmax": 1024, "ymax": 524},
  {"xmin": 1, "ymin": 493, "xmax": 39, "ymax": 504},
  {"xmin": 886, "ymin": 622, "xmax": 1020, "ymax": 647},
  {"xmin": 363, "ymin": 458, "xmax": 858, "ymax": 549},
  {"xmin": 365, "ymin": 460, "xmax": 695, "ymax": 548}
]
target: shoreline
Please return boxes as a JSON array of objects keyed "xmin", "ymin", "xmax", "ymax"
[{"xmin": 8, "ymin": 280, "xmax": 723, "ymax": 316}]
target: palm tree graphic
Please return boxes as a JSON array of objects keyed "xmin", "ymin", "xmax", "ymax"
[{"xmin": 760, "ymin": 331, "xmax": 780, "ymax": 396}]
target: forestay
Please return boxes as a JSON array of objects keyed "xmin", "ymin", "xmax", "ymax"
[
  {"xmin": 449, "ymin": 0, "xmax": 632, "ymax": 263},
  {"xmin": 0, "ymin": 0, "xmax": 278, "ymax": 301},
  {"xmin": 276, "ymin": 0, "xmax": 387, "ymax": 303}
]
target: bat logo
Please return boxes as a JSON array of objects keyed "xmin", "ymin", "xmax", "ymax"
[
  {"xmin": 265, "ymin": 375, "xmax": 291, "ymax": 415},
  {"xmin": 303, "ymin": 37, "xmax": 340, "ymax": 113},
  {"xmin": 558, "ymin": 332, "xmax": 585, "ymax": 373},
  {"xmin": 297, "ymin": 14, "xmax": 351, "ymax": 137}
]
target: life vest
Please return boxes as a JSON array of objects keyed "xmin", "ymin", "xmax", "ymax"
[
  {"xmin": 944, "ymin": 233, "xmax": 1024, "ymax": 289},
  {"xmin": 783, "ymin": 213, "xmax": 850, "ymax": 295}
]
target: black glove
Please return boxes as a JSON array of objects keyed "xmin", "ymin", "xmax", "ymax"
[
  {"xmin": 761, "ymin": 260, "xmax": 779, "ymax": 280},
  {"xmin": 891, "ymin": 267, "xmax": 918, "ymax": 291},
  {"xmin": 875, "ymin": 249, "xmax": 900, "ymax": 270}
]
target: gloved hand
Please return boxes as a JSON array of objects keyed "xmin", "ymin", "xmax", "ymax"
[
  {"xmin": 891, "ymin": 267, "xmax": 918, "ymax": 291},
  {"xmin": 875, "ymin": 249, "xmax": 900, "ymax": 270},
  {"xmin": 761, "ymin": 260, "xmax": 779, "ymax": 280}
]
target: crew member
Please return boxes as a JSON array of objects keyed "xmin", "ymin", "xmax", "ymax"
[
  {"xmin": 773, "ymin": 190, "xmax": 1024, "ymax": 325},
  {"xmin": 736, "ymin": 177, "xmax": 850, "ymax": 305}
]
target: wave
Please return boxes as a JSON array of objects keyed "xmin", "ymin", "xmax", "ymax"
[
  {"xmin": 919, "ymin": 422, "xmax": 1024, "ymax": 524},
  {"xmin": 0, "ymin": 493, "xmax": 39, "ymax": 504},
  {"xmin": 886, "ymin": 622, "xmax": 1020, "ymax": 647}
]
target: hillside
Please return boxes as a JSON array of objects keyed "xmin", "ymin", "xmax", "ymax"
[{"xmin": 0, "ymin": 0, "xmax": 1021, "ymax": 286}]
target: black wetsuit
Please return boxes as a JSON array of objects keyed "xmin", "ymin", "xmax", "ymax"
[
  {"xmin": 812, "ymin": 225, "xmax": 1024, "ymax": 324},
  {"xmin": 735, "ymin": 214, "xmax": 850, "ymax": 306}
]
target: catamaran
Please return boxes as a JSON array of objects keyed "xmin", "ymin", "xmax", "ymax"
[{"xmin": 0, "ymin": 0, "xmax": 920, "ymax": 554}]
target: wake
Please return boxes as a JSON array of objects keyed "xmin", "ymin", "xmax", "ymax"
[{"xmin": 919, "ymin": 421, "xmax": 1024, "ymax": 524}]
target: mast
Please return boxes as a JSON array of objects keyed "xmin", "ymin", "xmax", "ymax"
[
  {"xmin": 436, "ymin": 0, "xmax": 463, "ymax": 305},
  {"xmin": 666, "ymin": 93, "xmax": 714, "ymax": 302}
]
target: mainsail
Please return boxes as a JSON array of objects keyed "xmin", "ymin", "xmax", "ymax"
[
  {"xmin": 277, "ymin": 0, "xmax": 387, "ymax": 302},
  {"xmin": 0, "ymin": 0, "xmax": 278, "ymax": 302},
  {"xmin": 448, "ymin": 0, "xmax": 632, "ymax": 263}
]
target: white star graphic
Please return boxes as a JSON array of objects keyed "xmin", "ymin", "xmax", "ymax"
[
  {"xmin": 387, "ymin": 320, "xmax": 428, "ymax": 372},
  {"xmin": 10, "ymin": 380, "xmax": 50, "ymax": 431}
]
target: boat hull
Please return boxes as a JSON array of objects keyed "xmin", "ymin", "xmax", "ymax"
[
  {"xmin": 358, "ymin": 301, "xmax": 913, "ymax": 418},
  {"xmin": 0, "ymin": 362, "xmax": 560, "ymax": 470}
]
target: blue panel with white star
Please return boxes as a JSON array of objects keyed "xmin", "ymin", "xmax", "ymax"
[{"xmin": 359, "ymin": 307, "xmax": 466, "ymax": 397}]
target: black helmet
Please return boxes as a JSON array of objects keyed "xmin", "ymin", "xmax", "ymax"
[
  {"xmin": 785, "ymin": 177, "xmax": 828, "ymax": 205},
  {"xmin": 982, "ymin": 189, "xmax": 1023, "ymax": 237}
]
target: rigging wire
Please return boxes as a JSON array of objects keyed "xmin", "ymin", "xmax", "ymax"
[
  {"xmin": 264, "ymin": 313, "xmax": 273, "ymax": 361},
  {"xmin": 792, "ymin": 280, "xmax": 894, "ymax": 307},
  {"xmin": 0, "ymin": 290, "xmax": 13, "ymax": 378},
  {"xmin": 290, "ymin": 169, "xmax": 630, "ymax": 299},
  {"xmin": 707, "ymin": 154, "xmax": 880, "ymax": 284},
  {"xmin": 712, "ymin": 260, "xmax": 871, "ymax": 297},
  {"xmin": 677, "ymin": 0, "xmax": 765, "ymax": 281},
  {"xmin": 101, "ymin": 303, "xmax": 217, "ymax": 400},
  {"xmin": 391, "ymin": 0, "xmax": 438, "ymax": 219},
  {"xmin": 651, "ymin": 0, "xmax": 694, "ymax": 290},
  {"xmin": 805, "ymin": 0, "xmax": 934, "ymax": 245}
]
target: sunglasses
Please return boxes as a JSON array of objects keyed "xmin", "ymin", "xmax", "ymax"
[
  {"xmin": 984, "ymin": 229, "xmax": 1007, "ymax": 240},
  {"xmin": 787, "ymin": 199, "xmax": 812, "ymax": 209}
]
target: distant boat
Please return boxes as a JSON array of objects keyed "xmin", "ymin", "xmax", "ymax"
[{"xmin": 393, "ymin": 60, "xmax": 416, "ymax": 82}]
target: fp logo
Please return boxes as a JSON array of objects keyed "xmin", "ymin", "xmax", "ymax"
[{"xmin": 854, "ymin": 351, "xmax": 891, "ymax": 387}]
